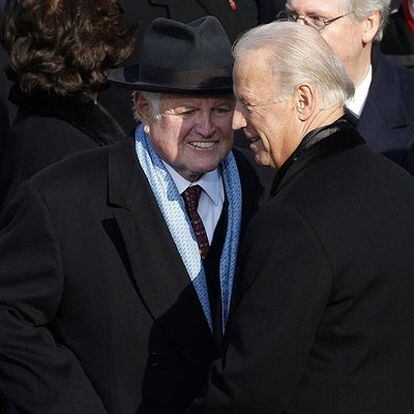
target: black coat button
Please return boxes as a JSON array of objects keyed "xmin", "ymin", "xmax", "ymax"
[{"xmin": 148, "ymin": 352, "xmax": 161, "ymax": 367}]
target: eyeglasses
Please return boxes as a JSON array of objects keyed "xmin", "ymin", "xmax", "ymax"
[{"xmin": 276, "ymin": 10, "xmax": 352, "ymax": 31}]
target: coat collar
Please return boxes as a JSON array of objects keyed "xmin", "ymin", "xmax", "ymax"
[
  {"xmin": 107, "ymin": 138, "xmax": 217, "ymax": 365},
  {"xmin": 10, "ymin": 86, "xmax": 126, "ymax": 145},
  {"xmin": 270, "ymin": 117, "xmax": 365, "ymax": 197}
]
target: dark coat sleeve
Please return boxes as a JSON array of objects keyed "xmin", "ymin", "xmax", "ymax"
[
  {"xmin": 186, "ymin": 201, "xmax": 333, "ymax": 414},
  {"xmin": 0, "ymin": 183, "xmax": 107, "ymax": 414}
]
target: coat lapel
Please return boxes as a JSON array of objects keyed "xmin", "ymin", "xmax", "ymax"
[
  {"xmin": 271, "ymin": 123, "xmax": 365, "ymax": 197},
  {"xmin": 358, "ymin": 49, "xmax": 414, "ymax": 163},
  {"xmin": 107, "ymin": 138, "xmax": 216, "ymax": 365}
]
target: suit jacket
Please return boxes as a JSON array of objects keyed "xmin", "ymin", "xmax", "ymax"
[
  {"xmin": 0, "ymin": 87, "xmax": 126, "ymax": 211},
  {"xmin": 357, "ymin": 48, "xmax": 414, "ymax": 172},
  {"xmin": 0, "ymin": 138, "xmax": 261, "ymax": 414},
  {"xmin": 186, "ymin": 119, "xmax": 414, "ymax": 413}
]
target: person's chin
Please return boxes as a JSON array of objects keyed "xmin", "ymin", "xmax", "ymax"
[{"xmin": 254, "ymin": 153, "xmax": 270, "ymax": 167}]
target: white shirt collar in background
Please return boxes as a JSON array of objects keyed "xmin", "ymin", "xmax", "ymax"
[{"xmin": 346, "ymin": 65, "xmax": 372, "ymax": 118}]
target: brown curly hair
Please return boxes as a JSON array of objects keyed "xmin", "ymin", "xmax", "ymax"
[{"xmin": 1, "ymin": 0, "xmax": 135, "ymax": 96}]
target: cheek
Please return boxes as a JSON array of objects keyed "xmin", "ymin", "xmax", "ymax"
[
  {"xmin": 320, "ymin": 33, "xmax": 343, "ymax": 56},
  {"xmin": 149, "ymin": 122, "xmax": 182, "ymax": 158},
  {"xmin": 216, "ymin": 117, "xmax": 234, "ymax": 144},
  {"xmin": 243, "ymin": 112, "xmax": 260, "ymax": 133}
]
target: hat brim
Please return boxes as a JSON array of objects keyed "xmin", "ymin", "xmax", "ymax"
[{"xmin": 108, "ymin": 66, "xmax": 233, "ymax": 94}]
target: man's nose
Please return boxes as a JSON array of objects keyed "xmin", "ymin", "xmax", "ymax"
[
  {"xmin": 196, "ymin": 113, "xmax": 216, "ymax": 137},
  {"xmin": 232, "ymin": 105, "xmax": 247, "ymax": 130}
]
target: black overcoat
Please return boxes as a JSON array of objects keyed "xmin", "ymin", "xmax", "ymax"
[
  {"xmin": 0, "ymin": 87, "xmax": 126, "ymax": 211},
  {"xmin": 0, "ymin": 138, "xmax": 261, "ymax": 414},
  {"xmin": 187, "ymin": 120, "xmax": 414, "ymax": 413}
]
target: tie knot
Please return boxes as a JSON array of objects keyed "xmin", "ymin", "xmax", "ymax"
[{"xmin": 182, "ymin": 185, "xmax": 202, "ymax": 211}]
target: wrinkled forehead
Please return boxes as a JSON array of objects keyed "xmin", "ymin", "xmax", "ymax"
[
  {"xmin": 159, "ymin": 93, "xmax": 234, "ymax": 109},
  {"xmin": 287, "ymin": 0, "xmax": 345, "ymax": 15}
]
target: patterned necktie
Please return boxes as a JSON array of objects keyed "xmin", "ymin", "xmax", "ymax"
[{"xmin": 182, "ymin": 185, "xmax": 209, "ymax": 260}]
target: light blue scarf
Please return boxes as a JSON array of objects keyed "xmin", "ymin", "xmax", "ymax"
[{"xmin": 135, "ymin": 124, "xmax": 242, "ymax": 331}]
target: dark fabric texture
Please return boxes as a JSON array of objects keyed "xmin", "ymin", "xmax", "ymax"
[
  {"xmin": 0, "ymin": 86, "xmax": 126, "ymax": 211},
  {"xmin": 186, "ymin": 120, "xmax": 414, "ymax": 413},
  {"xmin": 356, "ymin": 48, "xmax": 414, "ymax": 173},
  {"xmin": 0, "ymin": 46, "xmax": 14, "ymax": 132},
  {"xmin": 257, "ymin": 0, "xmax": 285, "ymax": 23},
  {"xmin": 0, "ymin": 47, "xmax": 15, "ymax": 208},
  {"xmin": 381, "ymin": 5, "xmax": 414, "ymax": 70},
  {"xmin": 203, "ymin": 203, "xmax": 228, "ymax": 353},
  {"xmin": 0, "ymin": 139, "xmax": 261, "ymax": 414}
]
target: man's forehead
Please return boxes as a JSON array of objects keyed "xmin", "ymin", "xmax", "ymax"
[
  {"xmin": 234, "ymin": 52, "xmax": 275, "ymax": 98},
  {"xmin": 287, "ymin": 0, "xmax": 343, "ymax": 15},
  {"xmin": 161, "ymin": 94, "xmax": 234, "ymax": 105}
]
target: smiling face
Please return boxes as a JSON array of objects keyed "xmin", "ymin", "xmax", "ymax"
[
  {"xmin": 232, "ymin": 49, "xmax": 302, "ymax": 169},
  {"xmin": 137, "ymin": 93, "xmax": 235, "ymax": 181}
]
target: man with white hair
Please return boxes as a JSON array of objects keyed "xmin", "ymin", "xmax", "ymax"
[
  {"xmin": 0, "ymin": 17, "xmax": 261, "ymax": 414},
  {"xmin": 186, "ymin": 21, "xmax": 414, "ymax": 414},
  {"xmin": 284, "ymin": 0, "xmax": 414, "ymax": 173}
]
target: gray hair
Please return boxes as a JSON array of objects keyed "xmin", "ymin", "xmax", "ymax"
[
  {"xmin": 132, "ymin": 91, "xmax": 164, "ymax": 123},
  {"xmin": 340, "ymin": 0, "xmax": 390, "ymax": 41},
  {"xmin": 233, "ymin": 21, "xmax": 354, "ymax": 109}
]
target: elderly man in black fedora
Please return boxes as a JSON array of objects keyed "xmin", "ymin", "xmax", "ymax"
[{"xmin": 0, "ymin": 16, "xmax": 261, "ymax": 414}]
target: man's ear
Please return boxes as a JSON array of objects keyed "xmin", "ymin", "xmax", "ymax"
[
  {"xmin": 362, "ymin": 11, "xmax": 380, "ymax": 44},
  {"xmin": 134, "ymin": 92, "xmax": 151, "ymax": 125},
  {"xmin": 294, "ymin": 84, "xmax": 315, "ymax": 121}
]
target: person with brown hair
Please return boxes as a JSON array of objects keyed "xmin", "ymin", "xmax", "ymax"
[{"xmin": 0, "ymin": 0, "xmax": 134, "ymax": 210}]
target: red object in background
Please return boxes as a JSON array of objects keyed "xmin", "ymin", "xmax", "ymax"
[
  {"xmin": 229, "ymin": 0, "xmax": 237, "ymax": 11},
  {"xmin": 402, "ymin": 0, "xmax": 414, "ymax": 32}
]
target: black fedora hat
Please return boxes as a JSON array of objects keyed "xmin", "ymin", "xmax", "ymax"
[{"xmin": 108, "ymin": 16, "xmax": 234, "ymax": 93}]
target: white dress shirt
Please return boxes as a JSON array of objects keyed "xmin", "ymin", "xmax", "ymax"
[
  {"xmin": 346, "ymin": 65, "xmax": 373, "ymax": 118},
  {"xmin": 162, "ymin": 161, "xmax": 225, "ymax": 244}
]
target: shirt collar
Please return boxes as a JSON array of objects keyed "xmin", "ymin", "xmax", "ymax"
[
  {"xmin": 346, "ymin": 65, "xmax": 372, "ymax": 117},
  {"xmin": 162, "ymin": 160, "xmax": 224, "ymax": 206}
]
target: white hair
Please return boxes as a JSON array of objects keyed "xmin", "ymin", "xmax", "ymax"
[
  {"xmin": 131, "ymin": 91, "xmax": 164, "ymax": 123},
  {"xmin": 340, "ymin": 0, "xmax": 390, "ymax": 41},
  {"xmin": 233, "ymin": 21, "xmax": 354, "ymax": 109}
]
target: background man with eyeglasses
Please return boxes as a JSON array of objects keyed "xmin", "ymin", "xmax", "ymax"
[{"xmin": 284, "ymin": 0, "xmax": 414, "ymax": 174}]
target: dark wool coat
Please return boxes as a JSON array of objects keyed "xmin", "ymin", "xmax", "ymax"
[
  {"xmin": 357, "ymin": 49, "xmax": 414, "ymax": 172},
  {"xmin": 0, "ymin": 87, "xmax": 126, "ymax": 210},
  {"xmin": 0, "ymin": 139, "xmax": 261, "ymax": 414},
  {"xmin": 186, "ymin": 119, "xmax": 414, "ymax": 414}
]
